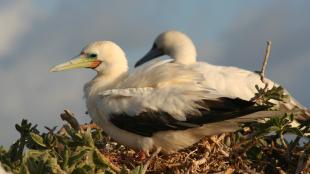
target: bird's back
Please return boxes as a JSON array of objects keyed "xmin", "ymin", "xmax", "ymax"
[
  {"xmin": 191, "ymin": 62, "xmax": 273, "ymax": 100},
  {"xmin": 190, "ymin": 62, "xmax": 309, "ymax": 119},
  {"xmin": 118, "ymin": 59, "xmax": 205, "ymax": 89}
]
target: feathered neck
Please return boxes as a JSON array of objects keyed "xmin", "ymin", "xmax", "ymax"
[
  {"xmin": 172, "ymin": 43, "xmax": 197, "ymax": 65},
  {"xmin": 84, "ymin": 71, "xmax": 128, "ymax": 99}
]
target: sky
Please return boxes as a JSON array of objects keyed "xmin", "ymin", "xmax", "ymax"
[{"xmin": 0, "ymin": 1, "xmax": 309, "ymax": 147}]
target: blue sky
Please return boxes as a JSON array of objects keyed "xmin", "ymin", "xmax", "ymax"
[{"xmin": 0, "ymin": 1, "xmax": 309, "ymax": 146}]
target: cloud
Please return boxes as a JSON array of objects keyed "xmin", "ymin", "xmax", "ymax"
[
  {"xmin": 0, "ymin": 0, "xmax": 185, "ymax": 146},
  {"xmin": 0, "ymin": 1, "xmax": 39, "ymax": 58},
  {"xmin": 0, "ymin": 1, "xmax": 309, "ymax": 147},
  {"xmin": 207, "ymin": 2, "xmax": 310, "ymax": 107}
]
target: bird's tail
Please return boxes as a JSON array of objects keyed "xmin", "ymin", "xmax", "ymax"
[
  {"xmin": 153, "ymin": 109, "xmax": 295, "ymax": 153},
  {"xmin": 281, "ymin": 89, "xmax": 310, "ymax": 121},
  {"xmin": 188, "ymin": 110, "xmax": 286, "ymax": 141}
]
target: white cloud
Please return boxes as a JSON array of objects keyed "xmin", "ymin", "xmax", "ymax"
[
  {"xmin": 0, "ymin": 1, "xmax": 40, "ymax": 58},
  {"xmin": 0, "ymin": 1, "xmax": 309, "ymax": 147},
  {"xmin": 211, "ymin": 2, "xmax": 310, "ymax": 107},
  {"xmin": 0, "ymin": 1, "xmax": 162, "ymax": 146}
]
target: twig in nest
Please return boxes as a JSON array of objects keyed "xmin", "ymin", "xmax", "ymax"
[
  {"xmin": 250, "ymin": 41, "xmax": 272, "ymax": 102},
  {"xmin": 184, "ymin": 148, "xmax": 198, "ymax": 160},
  {"xmin": 186, "ymin": 154, "xmax": 208, "ymax": 173},
  {"xmin": 279, "ymin": 132, "xmax": 288, "ymax": 149},
  {"xmin": 219, "ymin": 149, "xmax": 230, "ymax": 157},
  {"xmin": 224, "ymin": 167, "xmax": 235, "ymax": 174},
  {"xmin": 94, "ymin": 149, "xmax": 121, "ymax": 173},
  {"xmin": 260, "ymin": 41, "xmax": 272, "ymax": 82},
  {"xmin": 210, "ymin": 133, "xmax": 226, "ymax": 145},
  {"xmin": 259, "ymin": 41, "xmax": 272, "ymax": 92},
  {"xmin": 192, "ymin": 157, "xmax": 207, "ymax": 166},
  {"xmin": 60, "ymin": 109, "xmax": 80, "ymax": 131},
  {"xmin": 295, "ymin": 150, "xmax": 308, "ymax": 174},
  {"xmin": 140, "ymin": 147, "xmax": 162, "ymax": 174}
]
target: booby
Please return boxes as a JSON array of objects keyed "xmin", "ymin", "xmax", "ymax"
[
  {"xmin": 50, "ymin": 41, "xmax": 286, "ymax": 153},
  {"xmin": 135, "ymin": 30, "xmax": 309, "ymax": 119}
]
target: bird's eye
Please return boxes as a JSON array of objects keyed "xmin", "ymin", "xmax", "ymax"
[{"xmin": 88, "ymin": 53, "xmax": 97, "ymax": 58}]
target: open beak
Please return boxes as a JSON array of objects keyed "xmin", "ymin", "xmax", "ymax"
[
  {"xmin": 49, "ymin": 55, "xmax": 101, "ymax": 72},
  {"xmin": 135, "ymin": 48, "xmax": 164, "ymax": 67}
]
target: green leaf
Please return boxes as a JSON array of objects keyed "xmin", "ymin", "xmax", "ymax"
[
  {"xmin": 93, "ymin": 149, "xmax": 109, "ymax": 169},
  {"xmin": 15, "ymin": 124, "xmax": 22, "ymax": 133},
  {"xmin": 68, "ymin": 148, "xmax": 89, "ymax": 167},
  {"xmin": 62, "ymin": 145, "xmax": 69, "ymax": 170},
  {"xmin": 71, "ymin": 165, "xmax": 93, "ymax": 174},
  {"xmin": 119, "ymin": 166, "xmax": 129, "ymax": 174},
  {"xmin": 246, "ymin": 146, "xmax": 263, "ymax": 161},
  {"xmin": 258, "ymin": 139, "xmax": 268, "ymax": 146},
  {"xmin": 82, "ymin": 128, "xmax": 95, "ymax": 147},
  {"xmin": 30, "ymin": 133, "xmax": 46, "ymax": 148},
  {"xmin": 286, "ymin": 128, "xmax": 303, "ymax": 137},
  {"xmin": 26, "ymin": 157, "xmax": 48, "ymax": 174},
  {"xmin": 20, "ymin": 163, "xmax": 30, "ymax": 174},
  {"xmin": 43, "ymin": 133, "xmax": 57, "ymax": 148},
  {"xmin": 129, "ymin": 165, "xmax": 144, "ymax": 174}
]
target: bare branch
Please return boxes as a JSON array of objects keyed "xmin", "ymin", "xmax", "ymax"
[
  {"xmin": 260, "ymin": 41, "xmax": 272, "ymax": 81},
  {"xmin": 295, "ymin": 150, "xmax": 308, "ymax": 174},
  {"xmin": 140, "ymin": 147, "xmax": 162, "ymax": 174},
  {"xmin": 259, "ymin": 41, "xmax": 272, "ymax": 93},
  {"xmin": 250, "ymin": 41, "xmax": 272, "ymax": 102},
  {"xmin": 60, "ymin": 109, "xmax": 80, "ymax": 131}
]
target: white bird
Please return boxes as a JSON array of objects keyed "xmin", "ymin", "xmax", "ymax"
[
  {"xmin": 135, "ymin": 30, "xmax": 309, "ymax": 119},
  {"xmin": 50, "ymin": 41, "xmax": 287, "ymax": 153}
]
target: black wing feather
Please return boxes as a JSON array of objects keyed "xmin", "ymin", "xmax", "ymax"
[{"xmin": 110, "ymin": 98, "xmax": 270, "ymax": 137}]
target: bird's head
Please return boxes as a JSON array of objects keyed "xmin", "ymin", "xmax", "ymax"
[
  {"xmin": 135, "ymin": 30, "xmax": 196, "ymax": 67},
  {"xmin": 50, "ymin": 41, "xmax": 128, "ymax": 75}
]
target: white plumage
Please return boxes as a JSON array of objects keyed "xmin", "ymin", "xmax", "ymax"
[
  {"xmin": 99, "ymin": 60, "xmax": 216, "ymax": 119},
  {"xmin": 51, "ymin": 41, "xmax": 289, "ymax": 153},
  {"xmin": 135, "ymin": 30, "xmax": 309, "ymax": 118}
]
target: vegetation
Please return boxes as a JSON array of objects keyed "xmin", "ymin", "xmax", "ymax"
[{"xmin": 0, "ymin": 86, "xmax": 309, "ymax": 174}]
